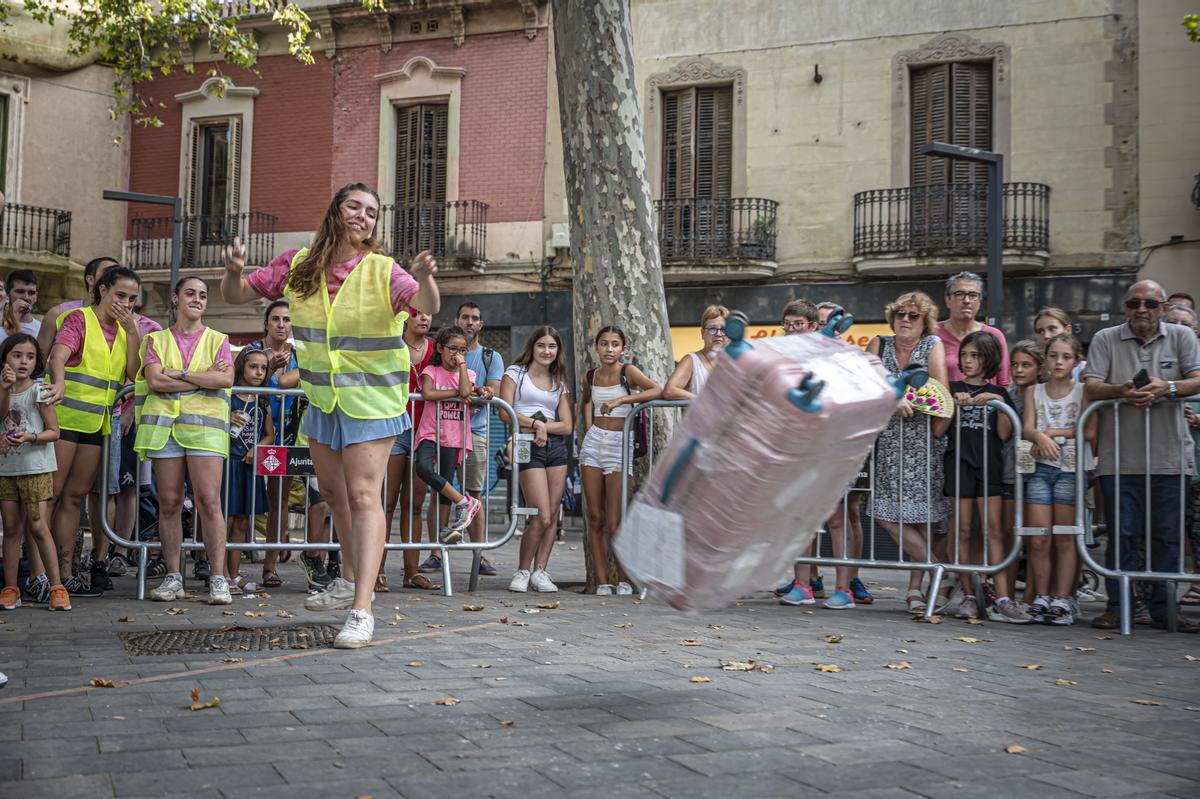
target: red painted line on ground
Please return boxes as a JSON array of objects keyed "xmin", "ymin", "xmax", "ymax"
[{"xmin": 0, "ymin": 621, "xmax": 499, "ymax": 706}]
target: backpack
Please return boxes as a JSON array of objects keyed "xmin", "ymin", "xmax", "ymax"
[{"xmin": 586, "ymin": 364, "xmax": 649, "ymax": 459}]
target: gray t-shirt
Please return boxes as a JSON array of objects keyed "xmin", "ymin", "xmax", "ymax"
[
  {"xmin": 0, "ymin": 385, "xmax": 57, "ymax": 476},
  {"xmin": 1083, "ymin": 321, "xmax": 1200, "ymax": 476}
]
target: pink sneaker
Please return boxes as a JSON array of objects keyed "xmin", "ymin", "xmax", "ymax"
[{"xmin": 441, "ymin": 495, "xmax": 481, "ymax": 543}]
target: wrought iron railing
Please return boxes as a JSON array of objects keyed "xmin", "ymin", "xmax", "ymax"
[
  {"xmin": 378, "ymin": 199, "xmax": 488, "ymax": 266},
  {"xmin": 853, "ymin": 182, "xmax": 1049, "ymax": 258},
  {"xmin": 654, "ymin": 197, "xmax": 778, "ymax": 262},
  {"xmin": 0, "ymin": 203, "xmax": 72, "ymax": 257},
  {"xmin": 126, "ymin": 211, "xmax": 277, "ymax": 270}
]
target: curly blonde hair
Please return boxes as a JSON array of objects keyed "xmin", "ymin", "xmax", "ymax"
[
  {"xmin": 884, "ymin": 291, "xmax": 938, "ymax": 336},
  {"xmin": 287, "ymin": 183, "xmax": 387, "ymax": 300}
]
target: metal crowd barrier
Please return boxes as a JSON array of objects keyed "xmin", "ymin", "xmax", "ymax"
[
  {"xmin": 1073, "ymin": 397, "xmax": 1200, "ymax": 636},
  {"xmin": 620, "ymin": 397, "xmax": 1030, "ymax": 617},
  {"xmin": 96, "ymin": 384, "xmax": 533, "ymax": 600}
]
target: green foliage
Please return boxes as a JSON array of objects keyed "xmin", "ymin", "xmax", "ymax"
[
  {"xmin": 3, "ymin": 1, "xmax": 383, "ymax": 125},
  {"xmin": 1185, "ymin": 14, "xmax": 1200, "ymax": 43}
]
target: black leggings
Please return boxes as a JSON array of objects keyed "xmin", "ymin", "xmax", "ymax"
[{"xmin": 414, "ymin": 439, "xmax": 460, "ymax": 494}]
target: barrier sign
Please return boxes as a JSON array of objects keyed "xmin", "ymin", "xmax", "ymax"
[{"xmin": 255, "ymin": 445, "xmax": 315, "ymax": 477}]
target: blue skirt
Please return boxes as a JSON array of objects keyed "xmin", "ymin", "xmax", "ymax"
[
  {"xmin": 222, "ymin": 458, "xmax": 266, "ymax": 517},
  {"xmin": 301, "ymin": 405, "xmax": 409, "ymax": 452}
]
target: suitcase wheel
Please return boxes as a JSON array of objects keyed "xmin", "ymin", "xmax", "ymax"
[
  {"xmin": 891, "ymin": 367, "xmax": 929, "ymax": 398},
  {"xmin": 821, "ymin": 311, "xmax": 854, "ymax": 337},
  {"xmin": 724, "ymin": 311, "xmax": 752, "ymax": 359},
  {"xmin": 787, "ymin": 373, "xmax": 825, "ymax": 413}
]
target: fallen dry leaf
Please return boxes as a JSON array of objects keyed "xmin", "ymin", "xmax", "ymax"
[
  {"xmin": 519, "ymin": 608, "xmax": 539, "ymax": 615},
  {"xmin": 425, "ymin": 624, "xmax": 444, "ymax": 629},
  {"xmin": 1095, "ymin": 635, "xmax": 1114, "ymax": 640},
  {"xmin": 953, "ymin": 636, "xmax": 983, "ymax": 644},
  {"xmin": 1021, "ymin": 664, "xmax": 1043, "ymax": 670},
  {"xmin": 707, "ymin": 624, "xmax": 725, "ymax": 630},
  {"xmin": 89, "ymin": 678, "xmax": 117, "ymax": 688},
  {"xmin": 1185, "ymin": 655, "xmax": 1198, "ymax": 662},
  {"xmin": 1131, "ymin": 699, "xmax": 1162, "ymax": 706},
  {"xmin": 407, "ymin": 661, "xmax": 425, "ymax": 667},
  {"xmin": 885, "ymin": 661, "xmax": 912, "ymax": 670},
  {"xmin": 221, "ymin": 611, "xmax": 236, "ymax": 616},
  {"xmin": 1065, "ymin": 645, "xmax": 1097, "ymax": 652},
  {"xmin": 902, "ymin": 639, "xmax": 918, "ymax": 643},
  {"xmin": 613, "ymin": 622, "xmax": 633, "ymax": 628},
  {"xmin": 473, "ymin": 663, "xmax": 492, "ymax": 669},
  {"xmin": 681, "ymin": 639, "xmax": 701, "ymax": 647},
  {"xmin": 536, "ymin": 600, "xmax": 560, "ymax": 610},
  {"xmin": 814, "ymin": 663, "xmax": 842, "ymax": 673},
  {"xmin": 462, "ymin": 604, "xmax": 484, "ymax": 612},
  {"xmin": 221, "ymin": 657, "xmax": 243, "ymax": 664},
  {"xmin": 434, "ymin": 697, "xmax": 460, "ymax": 706},
  {"xmin": 896, "ymin": 649, "xmax": 908, "ymax": 654},
  {"xmin": 719, "ymin": 659, "xmax": 759, "ymax": 671},
  {"xmin": 1055, "ymin": 679, "xmax": 1078, "ymax": 686},
  {"xmin": 689, "ymin": 676, "xmax": 712, "ymax": 683},
  {"xmin": 494, "ymin": 676, "xmax": 507, "ymax": 681},
  {"xmin": 1004, "ymin": 744, "xmax": 1027, "ymax": 754},
  {"xmin": 499, "ymin": 719, "xmax": 515, "ymax": 726},
  {"xmin": 510, "ymin": 621, "xmax": 529, "ymax": 627},
  {"xmin": 243, "ymin": 611, "xmax": 263, "ymax": 618},
  {"xmin": 257, "ymin": 603, "xmax": 270, "ymax": 608},
  {"xmin": 256, "ymin": 593, "xmax": 272, "ymax": 599},
  {"xmin": 165, "ymin": 607, "xmax": 188, "ymax": 616},
  {"xmin": 117, "ymin": 616, "xmax": 134, "ymax": 623},
  {"xmin": 1102, "ymin": 668, "xmax": 1114, "ymax": 673},
  {"xmin": 952, "ymin": 667, "xmax": 970, "ymax": 673},
  {"xmin": 268, "ymin": 637, "xmax": 282, "ymax": 646},
  {"xmin": 916, "ymin": 615, "xmax": 943, "ymax": 624},
  {"xmin": 822, "ymin": 634, "xmax": 844, "ymax": 644},
  {"xmin": 276, "ymin": 610, "xmax": 295, "ymax": 619},
  {"xmin": 190, "ymin": 688, "xmax": 220, "ymax": 711},
  {"xmin": 966, "ymin": 618, "xmax": 985, "ymax": 625}
]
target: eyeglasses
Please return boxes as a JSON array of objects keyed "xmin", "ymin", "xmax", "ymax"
[
  {"xmin": 445, "ymin": 345, "xmax": 467, "ymax": 354},
  {"xmin": 704, "ymin": 326, "xmax": 727, "ymax": 336},
  {"xmin": 950, "ymin": 291, "xmax": 983, "ymax": 302},
  {"xmin": 782, "ymin": 320, "xmax": 809, "ymax": 331},
  {"xmin": 1124, "ymin": 299, "xmax": 1162, "ymax": 310},
  {"xmin": 895, "ymin": 311, "xmax": 922, "ymax": 321}
]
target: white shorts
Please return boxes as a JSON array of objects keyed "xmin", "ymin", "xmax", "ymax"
[{"xmin": 579, "ymin": 426, "xmax": 632, "ymax": 476}]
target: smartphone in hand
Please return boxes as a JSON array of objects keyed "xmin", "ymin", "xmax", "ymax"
[{"xmin": 1132, "ymin": 368, "xmax": 1150, "ymax": 389}]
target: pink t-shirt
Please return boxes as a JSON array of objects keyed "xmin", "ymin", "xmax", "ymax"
[
  {"xmin": 246, "ymin": 248, "xmax": 419, "ymax": 315},
  {"xmin": 936, "ymin": 321, "xmax": 1011, "ymax": 386},
  {"xmin": 143, "ymin": 327, "xmax": 234, "ymax": 371},
  {"xmin": 415, "ymin": 364, "xmax": 477, "ymax": 454}
]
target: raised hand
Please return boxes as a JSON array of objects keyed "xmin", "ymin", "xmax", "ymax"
[
  {"xmin": 223, "ymin": 237, "xmax": 247, "ymax": 275},
  {"xmin": 410, "ymin": 250, "xmax": 438, "ymax": 280}
]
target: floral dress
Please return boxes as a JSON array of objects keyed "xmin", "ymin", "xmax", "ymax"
[{"xmin": 867, "ymin": 335, "xmax": 948, "ymax": 524}]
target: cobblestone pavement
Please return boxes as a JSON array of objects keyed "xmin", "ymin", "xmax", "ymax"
[{"xmin": 1, "ymin": 533, "xmax": 1198, "ymax": 798}]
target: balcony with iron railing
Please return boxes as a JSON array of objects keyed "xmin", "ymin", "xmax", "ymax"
[
  {"xmin": 125, "ymin": 211, "xmax": 277, "ymax": 271},
  {"xmin": 852, "ymin": 182, "xmax": 1050, "ymax": 274},
  {"xmin": 654, "ymin": 197, "xmax": 779, "ymax": 281},
  {"xmin": 0, "ymin": 203, "xmax": 72, "ymax": 258},
  {"xmin": 378, "ymin": 199, "xmax": 488, "ymax": 270}
]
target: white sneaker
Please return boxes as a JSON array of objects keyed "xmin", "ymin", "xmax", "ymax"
[
  {"xmin": 304, "ymin": 577, "xmax": 371, "ymax": 611},
  {"xmin": 1075, "ymin": 586, "xmax": 1105, "ymax": 603},
  {"xmin": 508, "ymin": 569, "xmax": 531, "ymax": 593},
  {"xmin": 595, "ymin": 584, "xmax": 613, "ymax": 596},
  {"xmin": 936, "ymin": 586, "xmax": 964, "ymax": 614},
  {"xmin": 207, "ymin": 576, "xmax": 232, "ymax": 606},
  {"xmin": 529, "ymin": 569, "xmax": 558, "ymax": 593},
  {"xmin": 150, "ymin": 574, "xmax": 184, "ymax": 602},
  {"xmin": 333, "ymin": 609, "xmax": 374, "ymax": 649},
  {"xmin": 616, "ymin": 582, "xmax": 633, "ymax": 596}
]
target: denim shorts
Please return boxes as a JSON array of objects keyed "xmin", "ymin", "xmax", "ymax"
[
  {"xmin": 528, "ymin": 434, "xmax": 568, "ymax": 470},
  {"xmin": 391, "ymin": 427, "xmax": 413, "ymax": 457},
  {"xmin": 145, "ymin": 436, "xmax": 224, "ymax": 460},
  {"xmin": 1025, "ymin": 462, "xmax": 1076, "ymax": 506},
  {"xmin": 302, "ymin": 405, "xmax": 409, "ymax": 452}
]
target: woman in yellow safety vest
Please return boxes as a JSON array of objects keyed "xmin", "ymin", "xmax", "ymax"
[
  {"xmin": 221, "ymin": 182, "xmax": 440, "ymax": 649},
  {"xmin": 45, "ymin": 267, "xmax": 143, "ymax": 595},
  {"xmin": 135, "ymin": 276, "xmax": 235, "ymax": 606}
]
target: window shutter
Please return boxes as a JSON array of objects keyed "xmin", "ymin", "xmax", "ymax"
[
  {"xmin": 950, "ymin": 61, "xmax": 991, "ymax": 184},
  {"xmin": 394, "ymin": 104, "xmax": 448, "ymax": 258},
  {"xmin": 227, "ymin": 116, "xmax": 243, "ymax": 238},
  {"xmin": 677, "ymin": 88, "xmax": 695, "ymax": 200},
  {"xmin": 428, "ymin": 105, "xmax": 448, "ymax": 254},
  {"xmin": 910, "ymin": 64, "xmax": 949, "ymax": 188},
  {"xmin": 394, "ymin": 105, "xmax": 420, "ymax": 255},
  {"xmin": 185, "ymin": 122, "xmax": 203, "ymax": 217}
]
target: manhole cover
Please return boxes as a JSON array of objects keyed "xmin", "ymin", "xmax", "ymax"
[{"xmin": 120, "ymin": 624, "xmax": 339, "ymax": 656}]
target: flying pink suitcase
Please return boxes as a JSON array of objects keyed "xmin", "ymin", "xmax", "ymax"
[{"xmin": 614, "ymin": 315, "xmax": 910, "ymax": 611}]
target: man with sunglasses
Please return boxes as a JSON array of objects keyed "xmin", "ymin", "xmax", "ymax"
[
  {"xmin": 1085, "ymin": 280, "xmax": 1200, "ymax": 632},
  {"xmin": 936, "ymin": 271, "xmax": 1011, "ymax": 386}
]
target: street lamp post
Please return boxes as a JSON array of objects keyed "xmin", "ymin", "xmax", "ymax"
[
  {"xmin": 916, "ymin": 143, "xmax": 1005, "ymax": 327},
  {"xmin": 102, "ymin": 190, "xmax": 184, "ymax": 324}
]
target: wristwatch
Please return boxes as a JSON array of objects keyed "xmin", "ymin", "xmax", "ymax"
[
  {"xmin": 180, "ymin": 369, "xmax": 190, "ymax": 381},
  {"xmin": 1168, "ymin": 380, "xmax": 1178, "ymax": 400}
]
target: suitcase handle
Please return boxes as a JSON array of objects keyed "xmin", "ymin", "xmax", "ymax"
[
  {"xmin": 786, "ymin": 373, "xmax": 825, "ymax": 413},
  {"xmin": 661, "ymin": 437, "xmax": 701, "ymax": 505},
  {"xmin": 821, "ymin": 311, "xmax": 854, "ymax": 337},
  {"xmin": 724, "ymin": 311, "xmax": 752, "ymax": 359},
  {"xmin": 891, "ymin": 367, "xmax": 929, "ymax": 398}
]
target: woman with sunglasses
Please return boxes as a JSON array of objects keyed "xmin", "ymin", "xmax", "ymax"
[
  {"xmin": 664, "ymin": 305, "xmax": 729, "ymax": 400},
  {"xmin": 936, "ymin": 271, "xmax": 1010, "ymax": 386}
]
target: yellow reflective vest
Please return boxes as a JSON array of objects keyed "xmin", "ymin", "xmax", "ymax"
[
  {"xmin": 55, "ymin": 307, "xmax": 127, "ymax": 435},
  {"xmin": 284, "ymin": 248, "xmax": 410, "ymax": 419},
  {"xmin": 134, "ymin": 327, "xmax": 231, "ymax": 457}
]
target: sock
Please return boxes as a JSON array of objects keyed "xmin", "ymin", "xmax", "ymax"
[
  {"xmin": 996, "ymin": 597, "xmax": 1011, "ymax": 606},
  {"xmin": 456, "ymin": 497, "xmax": 469, "ymax": 507}
]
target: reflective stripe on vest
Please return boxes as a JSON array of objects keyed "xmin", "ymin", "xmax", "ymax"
[
  {"xmin": 133, "ymin": 327, "xmax": 230, "ymax": 457},
  {"xmin": 284, "ymin": 248, "xmax": 410, "ymax": 419},
  {"xmin": 55, "ymin": 307, "xmax": 126, "ymax": 435}
]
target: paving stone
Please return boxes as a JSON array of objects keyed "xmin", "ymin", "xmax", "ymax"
[{"xmin": 2, "ymin": 773, "xmax": 114, "ymax": 799}]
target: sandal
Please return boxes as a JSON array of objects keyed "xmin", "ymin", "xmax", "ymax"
[
  {"xmin": 906, "ymin": 589, "xmax": 927, "ymax": 614},
  {"xmin": 404, "ymin": 574, "xmax": 441, "ymax": 591},
  {"xmin": 229, "ymin": 575, "xmax": 247, "ymax": 595},
  {"xmin": 261, "ymin": 571, "xmax": 282, "ymax": 588},
  {"xmin": 1181, "ymin": 587, "xmax": 1200, "ymax": 606},
  {"xmin": 375, "ymin": 574, "xmax": 390, "ymax": 593}
]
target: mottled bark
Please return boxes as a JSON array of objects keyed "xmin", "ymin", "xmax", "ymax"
[{"xmin": 551, "ymin": 0, "xmax": 675, "ymax": 591}]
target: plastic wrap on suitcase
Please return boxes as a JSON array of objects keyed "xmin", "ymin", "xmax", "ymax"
[{"xmin": 614, "ymin": 326, "xmax": 901, "ymax": 611}]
